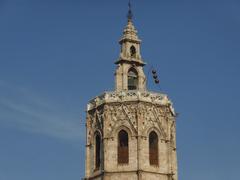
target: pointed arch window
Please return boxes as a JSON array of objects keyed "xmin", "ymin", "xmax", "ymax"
[
  {"xmin": 95, "ymin": 133, "xmax": 101, "ymax": 170},
  {"xmin": 130, "ymin": 45, "xmax": 136, "ymax": 58},
  {"xmin": 149, "ymin": 131, "xmax": 159, "ymax": 166},
  {"xmin": 128, "ymin": 68, "xmax": 138, "ymax": 90},
  {"xmin": 118, "ymin": 130, "xmax": 129, "ymax": 164}
]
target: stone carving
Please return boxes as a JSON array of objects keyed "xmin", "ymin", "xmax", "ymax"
[
  {"xmin": 86, "ymin": 109, "xmax": 104, "ymax": 145},
  {"xmin": 104, "ymin": 104, "xmax": 138, "ymax": 138},
  {"xmin": 87, "ymin": 90, "xmax": 175, "ymax": 115},
  {"xmin": 139, "ymin": 104, "xmax": 168, "ymax": 139}
]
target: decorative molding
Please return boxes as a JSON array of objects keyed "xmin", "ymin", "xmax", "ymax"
[
  {"xmin": 87, "ymin": 90, "xmax": 175, "ymax": 116},
  {"xmin": 104, "ymin": 104, "xmax": 137, "ymax": 138}
]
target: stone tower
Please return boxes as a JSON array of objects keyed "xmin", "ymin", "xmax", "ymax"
[{"xmin": 84, "ymin": 4, "xmax": 178, "ymax": 180}]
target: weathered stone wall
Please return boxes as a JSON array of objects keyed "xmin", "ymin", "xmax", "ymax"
[
  {"xmin": 115, "ymin": 63, "xmax": 146, "ymax": 91},
  {"xmin": 104, "ymin": 172, "xmax": 137, "ymax": 180},
  {"xmin": 104, "ymin": 135, "xmax": 138, "ymax": 172},
  {"xmin": 84, "ymin": 93, "xmax": 177, "ymax": 180},
  {"xmin": 140, "ymin": 172, "xmax": 169, "ymax": 180}
]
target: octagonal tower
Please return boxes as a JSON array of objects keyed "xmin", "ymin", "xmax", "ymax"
[{"xmin": 84, "ymin": 4, "xmax": 178, "ymax": 180}]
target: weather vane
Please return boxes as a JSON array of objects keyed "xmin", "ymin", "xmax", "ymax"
[{"xmin": 127, "ymin": 0, "xmax": 133, "ymax": 21}]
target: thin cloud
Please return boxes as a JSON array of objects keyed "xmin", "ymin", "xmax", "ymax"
[{"xmin": 0, "ymin": 80, "xmax": 84, "ymax": 142}]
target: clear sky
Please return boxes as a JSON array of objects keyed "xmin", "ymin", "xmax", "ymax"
[{"xmin": 0, "ymin": 0, "xmax": 239, "ymax": 179}]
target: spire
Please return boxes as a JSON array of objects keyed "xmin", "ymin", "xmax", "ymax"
[
  {"xmin": 127, "ymin": 0, "xmax": 133, "ymax": 21},
  {"xmin": 119, "ymin": 1, "xmax": 141, "ymax": 44},
  {"xmin": 117, "ymin": 0, "xmax": 144, "ymax": 63},
  {"xmin": 114, "ymin": 1, "xmax": 146, "ymax": 92}
]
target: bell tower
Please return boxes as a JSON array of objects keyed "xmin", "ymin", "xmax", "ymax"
[
  {"xmin": 84, "ymin": 3, "xmax": 178, "ymax": 180},
  {"xmin": 115, "ymin": 3, "xmax": 146, "ymax": 92}
]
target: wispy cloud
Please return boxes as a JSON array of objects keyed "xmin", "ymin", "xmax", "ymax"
[{"xmin": 0, "ymin": 80, "xmax": 84, "ymax": 142}]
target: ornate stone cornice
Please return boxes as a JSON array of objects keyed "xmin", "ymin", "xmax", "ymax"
[
  {"xmin": 87, "ymin": 90, "xmax": 176, "ymax": 116},
  {"xmin": 114, "ymin": 58, "xmax": 146, "ymax": 66}
]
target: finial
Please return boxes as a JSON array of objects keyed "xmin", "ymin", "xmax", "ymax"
[{"xmin": 127, "ymin": 0, "xmax": 133, "ymax": 21}]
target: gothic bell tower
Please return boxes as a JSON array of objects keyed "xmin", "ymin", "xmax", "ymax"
[
  {"xmin": 115, "ymin": 7, "xmax": 146, "ymax": 92},
  {"xmin": 84, "ymin": 3, "xmax": 178, "ymax": 180}
]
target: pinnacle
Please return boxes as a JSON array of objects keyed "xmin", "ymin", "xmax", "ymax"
[{"xmin": 119, "ymin": 19, "xmax": 141, "ymax": 44}]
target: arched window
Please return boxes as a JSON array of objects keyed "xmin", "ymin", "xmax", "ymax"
[
  {"xmin": 130, "ymin": 46, "xmax": 136, "ymax": 58},
  {"xmin": 95, "ymin": 133, "xmax": 101, "ymax": 170},
  {"xmin": 128, "ymin": 68, "xmax": 138, "ymax": 90},
  {"xmin": 118, "ymin": 130, "xmax": 129, "ymax": 164},
  {"xmin": 149, "ymin": 131, "xmax": 159, "ymax": 166}
]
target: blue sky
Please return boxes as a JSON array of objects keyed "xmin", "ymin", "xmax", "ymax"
[{"xmin": 0, "ymin": 0, "xmax": 240, "ymax": 179}]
